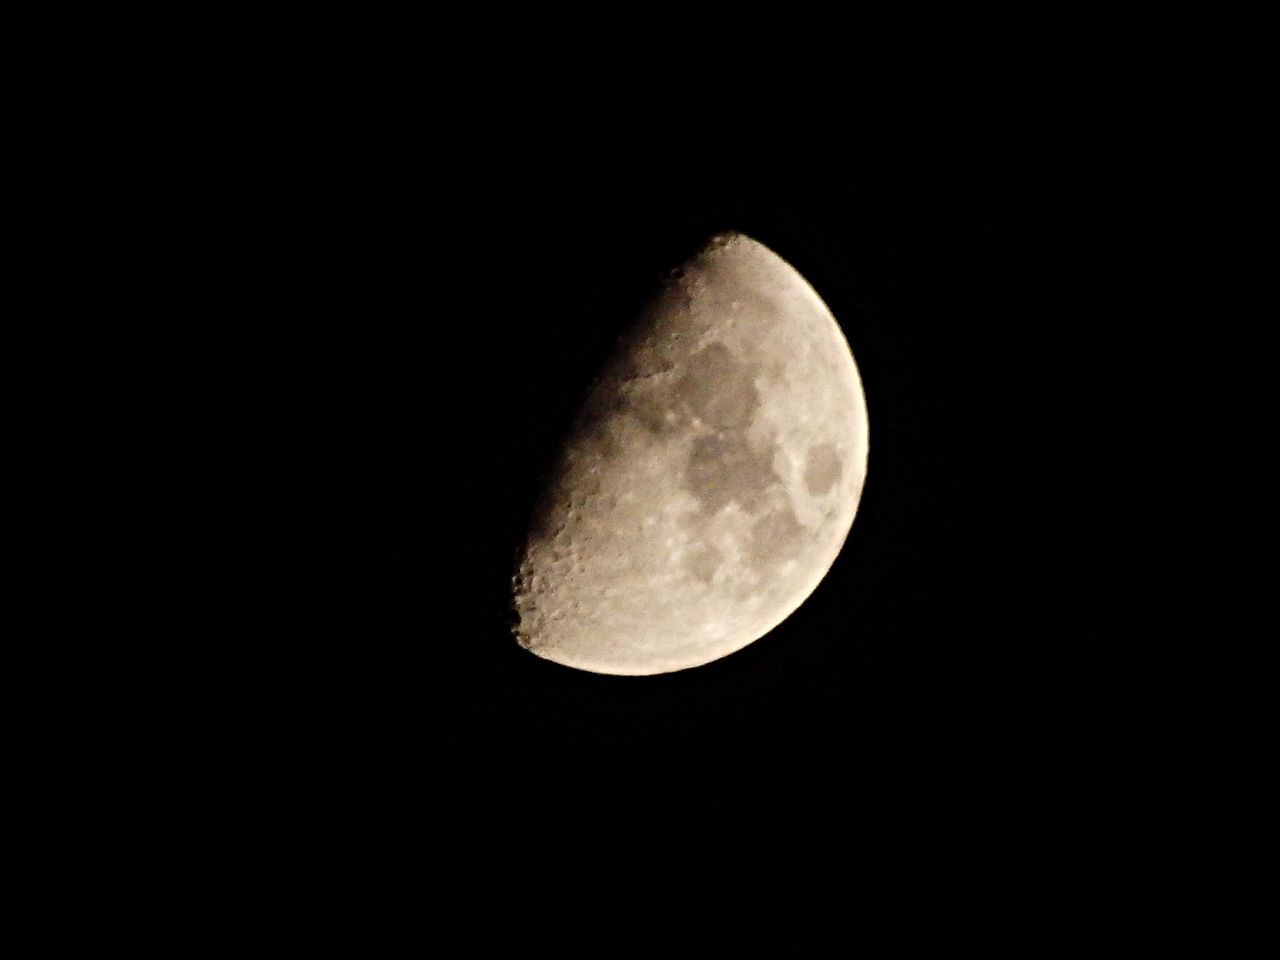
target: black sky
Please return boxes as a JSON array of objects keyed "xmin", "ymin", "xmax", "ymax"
[{"xmin": 18, "ymin": 23, "xmax": 1262, "ymax": 944}]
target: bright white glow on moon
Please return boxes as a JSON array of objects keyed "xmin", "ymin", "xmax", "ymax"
[{"xmin": 512, "ymin": 232, "xmax": 869, "ymax": 675}]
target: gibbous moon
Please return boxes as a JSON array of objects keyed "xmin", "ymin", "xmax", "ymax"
[{"xmin": 512, "ymin": 232, "xmax": 869, "ymax": 675}]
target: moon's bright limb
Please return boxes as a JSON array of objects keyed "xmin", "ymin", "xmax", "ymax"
[{"xmin": 512, "ymin": 232, "xmax": 869, "ymax": 675}]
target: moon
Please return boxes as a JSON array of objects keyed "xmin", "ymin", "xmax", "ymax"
[{"xmin": 512, "ymin": 232, "xmax": 869, "ymax": 675}]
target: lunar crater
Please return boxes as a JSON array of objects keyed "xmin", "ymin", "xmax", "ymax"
[
  {"xmin": 682, "ymin": 432, "xmax": 779, "ymax": 515},
  {"xmin": 748, "ymin": 505, "xmax": 806, "ymax": 569},
  {"xmin": 676, "ymin": 342, "xmax": 761, "ymax": 430},
  {"xmin": 804, "ymin": 443, "xmax": 843, "ymax": 496},
  {"xmin": 683, "ymin": 542, "xmax": 724, "ymax": 585}
]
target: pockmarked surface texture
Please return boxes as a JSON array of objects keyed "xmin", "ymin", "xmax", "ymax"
[{"xmin": 513, "ymin": 233, "xmax": 869, "ymax": 675}]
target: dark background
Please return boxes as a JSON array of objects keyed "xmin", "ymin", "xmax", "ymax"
[{"xmin": 19, "ymin": 22, "xmax": 1262, "ymax": 942}]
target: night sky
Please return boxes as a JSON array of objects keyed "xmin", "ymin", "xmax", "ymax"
[{"xmin": 19, "ymin": 22, "xmax": 1261, "ymax": 944}]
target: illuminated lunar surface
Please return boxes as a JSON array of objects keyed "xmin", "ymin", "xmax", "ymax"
[{"xmin": 512, "ymin": 232, "xmax": 869, "ymax": 675}]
